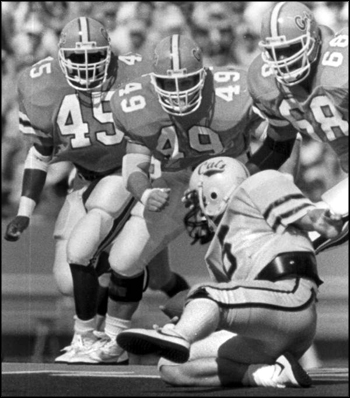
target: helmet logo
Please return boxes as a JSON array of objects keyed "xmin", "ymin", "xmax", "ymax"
[
  {"xmin": 198, "ymin": 159, "xmax": 226, "ymax": 176},
  {"xmin": 295, "ymin": 12, "xmax": 312, "ymax": 31},
  {"xmin": 153, "ymin": 50, "xmax": 159, "ymax": 67},
  {"xmin": 100, "ymin": 27, "xmax": 110, "ymax": 42},
  {"xmin": 192, "ymin": 48, "xmax": 202, "ymax": 62}
]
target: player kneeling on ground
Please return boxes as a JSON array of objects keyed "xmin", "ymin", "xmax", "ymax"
[{"xmin": 116, "ymin": 156, "xmax": 344, "ymax": 388}]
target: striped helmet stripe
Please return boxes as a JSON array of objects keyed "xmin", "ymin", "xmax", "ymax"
[
  {"xmin": 171, "ymin": 34, "xmax": 180, "ymax": 71},
  {"xmin": 78, "ymin": 17, "xmax": 89, "ymax": 42},
  {"xmin": 270, "ymin": 1, "xmax": 286, "ymax": 37}
]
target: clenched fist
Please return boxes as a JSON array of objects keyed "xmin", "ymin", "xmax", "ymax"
[{"xmin": 4, "ymin": 216, "xmax": 30, "ymax": 241}]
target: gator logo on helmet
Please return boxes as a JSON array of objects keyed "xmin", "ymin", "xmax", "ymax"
[
  {"xmin": 100, "ymin": 27, "xmax": 110, "ymax": 42},
  {"xmin": 295, "ymin": 11, "xmax": 313, "ymax": 31}
]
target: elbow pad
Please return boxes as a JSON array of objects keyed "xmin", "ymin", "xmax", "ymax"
[
  {"xmin": 24, "ymin": 146, "xmax": 52, "ymax": 172},
  {"xmin": 248, "ymin": 136, "xmax": 296, "ymax": 171}
]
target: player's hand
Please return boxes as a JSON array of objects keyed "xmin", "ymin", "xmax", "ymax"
[
  {"xmin": 145, "ymin": 188, "xmax": 171, "ymax": 212},
  {"xmin": 308, "ymin": 208, "xmax": 343, "ymax": 238},
  {"xmin": 4, "ymin": 216, "xmax": 30, "ymax": 241},
  {"xmin": 182, "ymin": 189, "xmax": 198, "ymax": 209}
]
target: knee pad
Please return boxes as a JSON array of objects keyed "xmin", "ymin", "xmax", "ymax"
[{"xmin": 108, "ymin": 270, "xmax": 145, "ymax": 303}]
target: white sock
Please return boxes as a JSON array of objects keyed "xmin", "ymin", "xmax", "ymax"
[
  {"xmin": 242, "ymin": 363, "xmax": 277, "ymax": 387},
  {"xmin": 104, "ymin": 314, "xmax": 131, "ymax": 341},
  {"xmin": 95, "ymin": 314, "xmax": 106, "ymax": 331},
  {"xmin": 73, "ymin": 315, "xmax": 96, "ymax": 334}
]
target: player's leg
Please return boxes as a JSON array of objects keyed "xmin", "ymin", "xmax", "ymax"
[
  {"xmin": 147, "ymin": 247, "xmax": 190, "ymax": 298},
  {"xmin": 54, "ymin": 175, "xmax": 134, "ymax": 363},
  {"xmin": 158, "ymin": 336, "xmax": 312, "ymax": 387},
  {"xmin": 85, "ymin": 171, "xmax": 190, "ymax": 362},
  {"xmin": 52, "ymin": 189, "xmax": 100, "ymax": 362},
  {"xmin": 117, "ymin": 277, "xmax": 316, "ymax": 387},
  {"xmin": 66, "ymin": 174, "xmax": 132, "ymax": 320}
]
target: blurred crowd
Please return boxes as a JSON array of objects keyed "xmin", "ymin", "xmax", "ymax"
[{"xmin": 2, "ymin": 1, "xmax": 348, "ymax": 217}]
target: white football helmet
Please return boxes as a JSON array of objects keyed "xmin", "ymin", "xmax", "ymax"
[
  {"xmin": 189, "ymin": 157, "xmax": 250, "ymax": 219},
  {"xmin": 151, "ymin": 34, "xmax": 206, "ymax": 116},
  {"xmin": 259, "ymin": 2, "xmax": 321, "ymax": 86},
  {"xmin": 58, "ymin": 17, "xmax": 111, "ymax": 91}
]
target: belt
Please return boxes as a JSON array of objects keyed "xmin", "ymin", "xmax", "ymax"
[{"xmin": 256, "ymin": 252, "xmax": 323, "ymax": 286}]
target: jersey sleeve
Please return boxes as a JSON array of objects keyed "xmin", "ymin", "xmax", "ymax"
[
  {"xmin": 18, "ymin": 67, "xmax": 54, "ymax": 150},
  {"xmin": 247, "ymin": 56, "xmax": 298, "ymax": 141},
  {"xmin": 243, "ymin": 170, "xmax": 315, "ymax": 234}
]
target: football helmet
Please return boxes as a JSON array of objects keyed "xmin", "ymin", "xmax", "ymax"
[
  {"xmin": 58, "ymin": 17, "xmax": 111, "ymax": 91},
  {"xmin": 188, "ymin": 156, "xmax": 250, "ymax": 220},
  {"xmin": 259, "ymin": 2, "xmax": 321, "ymax": 86},
  {"xmin": 151, "ymin": 34, "xmax": 206, "ymax": 116}
]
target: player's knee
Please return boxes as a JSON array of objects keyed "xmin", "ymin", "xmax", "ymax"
[
  {"xmin": 108, "ymin": 254, "xmax": 144, "ymax": 277},
  {"xmin": 87, "ymin": 206, "xmax": 114, "ymax": 224},
  {"xmin": 53, "ymin": 267, "xmax": 73, "ymax": 296},
  {"xmin": 108, "ymin": 270, "xmax": 145, "ymax": 303},
  {"xmin": 159, "ymin": 364, "xmax": 185, "ymax": 386}
]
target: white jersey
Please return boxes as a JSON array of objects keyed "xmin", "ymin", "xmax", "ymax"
[{"xmin": 205, "ymin": 170, "xmax": 316, "ymax": 283}]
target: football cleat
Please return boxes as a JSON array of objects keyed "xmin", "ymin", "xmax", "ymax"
[
  {"xmin": 272, "ymin": 353, "xmax": 312, "ymax": 388},
  {"xmin": 117, "ymin": 324, "xmax": 190, "ymax": 363},
  {"xmin": 69, "ymin": 332, "xmax": 128, "ymax": 364},
  {"xmin": 54, "ymin": 331, "xmax": 99, "ymax": 363}
]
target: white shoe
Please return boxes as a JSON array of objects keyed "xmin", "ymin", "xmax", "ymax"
[
  {"xmin": 272, "ymin": 353, "xmax": 312, "ymax": 388},
  {"xmin": 55, "ymin": 331, "xmax": 98, "ymax": 363},
  {"xmin": 117, "ymin": 325, "xmax": 190, "ymax": 363},
  {"xmin": 69, "ymin": 332, "xmax": 128, "ymax": 364}
]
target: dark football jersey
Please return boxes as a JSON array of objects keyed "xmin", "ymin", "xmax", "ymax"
[
  {"xmin": 248, "ymin": 25, "xmax": 348, "ymax": 155},
  {"xmin": 111, "ymin": 65, "xmax": 262, "ymax": 172},
  {"xmin": 18, "ymin": 53, "xmax": 152, "ymax": 173}
]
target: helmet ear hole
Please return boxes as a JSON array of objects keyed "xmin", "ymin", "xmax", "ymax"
[{"xmin": 210, "ymin": 191, "xmax": 218, "ymax": 200}]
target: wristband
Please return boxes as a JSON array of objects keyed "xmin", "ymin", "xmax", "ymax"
[
  {"xmin": 140, "ymin": 188, "xmax": 153, "ymax": 205},
  {"xmin": 17, "ymin": 196, "xmax": 36, "ymax": 217}
]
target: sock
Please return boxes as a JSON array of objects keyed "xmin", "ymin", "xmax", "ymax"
[
  {"xmin": 97, "ymin": 285, "xmax": 109, "ymax": 317},
  {"xmin": 73, "ymin": 315, "xmax": 96, "ymax": 335},
  {"xmin": 242, "ymin": 364, "xmax": 276, "ymax": 387},
  {"xmin": 104, "ymin": 314, "xmax": 131, "ymax": 341},
  {"xmin": 95, "ymin": 314, "xmax": 106, "ymax": 331},
  {"xmin": 69, "ymin": 263, "xmax": 99, "ymax": 320}
]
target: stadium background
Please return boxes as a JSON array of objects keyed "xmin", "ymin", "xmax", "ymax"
[{"xmin": 1, "ymin": 1, "xmax": 348, "ymax": 366}]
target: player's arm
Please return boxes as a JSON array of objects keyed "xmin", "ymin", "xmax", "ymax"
[
  {"xmin": 246, "ymin": 117, "xmax": 297, "ymax": 176},
  {"xmin": 122, "ymin": 141, "xmax": 170, "ymax": 212},
  {"xmin": 294, "ymin": 208, "xmax": 343, "ymax": 239},
  {"xmin": 4, "ymin": 143, "xmax": 52, "ymax": 241}
]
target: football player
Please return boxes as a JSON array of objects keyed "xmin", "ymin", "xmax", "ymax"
[
  {"xmin": 246, "ymin": 2, "xmax": 348, "ymax": 254},
  {"xmin": 4, "ymin": 17, "xmax": 188, "ymax": 364},
  {"xmin": 78, "ymin": 34, "xmax": 270, "ymax": 363},
  {"xmin": 116, "ymin": 156, "xmax": 344, "ymax": 388}
]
